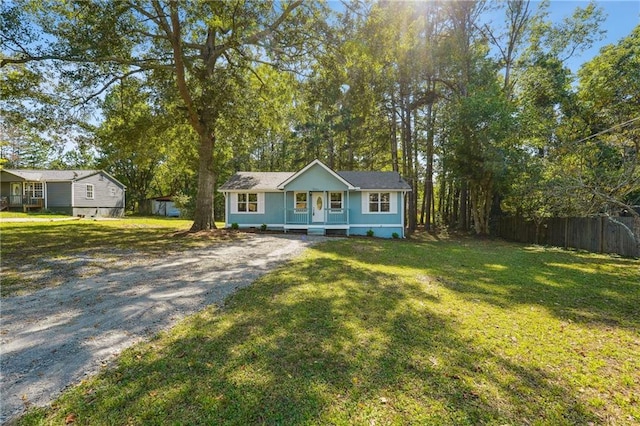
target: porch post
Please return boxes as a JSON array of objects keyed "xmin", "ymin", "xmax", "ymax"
[
  {"xmin": 324, "ymin": 191, "xmax": 327, "ymax": 224},
  {"xmin": 346, "ymin": 190, "xmax": 350, "ymax": 236},
  {"xmin": 283, "ymin": 190, "xmax": 287, "ymax": 232},
  {"xmin": 43, "ymin": 182, "xmax": 48, "ymax": 209}
]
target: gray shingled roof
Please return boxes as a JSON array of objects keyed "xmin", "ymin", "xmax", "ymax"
[
  {"xmin": 337, "ymin": 171, "xmax": 412, "ymax": 190},
  {"xmin": 2, "ymin": 169, "xmax": 126, "ymax": 188},
  {"xmin": 219, "ymin": 170, "xmax": 411, "ymax": 191},
  {"xmin": 219, "ymin": 172, "xmax": 294, "ymax": 190},
  {"xmin": 3, "ymin": 169, "xmax": 100, "ymax": 181}
]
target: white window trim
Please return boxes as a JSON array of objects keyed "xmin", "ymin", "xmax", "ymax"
[
  {"xmin": 24, "ymin": 182, "xmax": 44, "ymax": 199},
  {"xmin": 361, "ymin": 191, "xmax": 397, "ymax": 214},
  {"xmin": 230, "ymin": 192, "xmax": 265, "ymax": 214},
  {"xmin": 329, "ymin": 191, "xmax": 343, "ymax": 210},
  {"xmin": 86, "ymin": 184, "xmax": 95, "ymax": 199},
  {"xmin": 294, "ymin": 191, "xmax": 308, "ymax": 211}
]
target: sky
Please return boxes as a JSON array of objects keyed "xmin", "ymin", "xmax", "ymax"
[{"xmin": 543, "ymin": 0, "xmax": 640, "ymax": 72}]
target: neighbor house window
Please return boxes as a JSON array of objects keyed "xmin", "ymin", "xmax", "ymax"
[
  {"xmin": 237, "ymin": 193, "xmax": 258, "ymax": 212},
  {"xmin": 86, "ymin": 184, "xmax": 94, "ymax": 199},
  {"xmin": 24, "ymin": 182, "xmax": 44, "ymax": 198},
  {"xmin": 295, "ymin": 192, "xmax": 307, "ymax": 210},
  {"xmin": 368, "ymin": 192, "xmax": 390, "ymax": 212},
  {"xmin": 330, "ymin": 192, "xmax": 343, "ymax": 209}
]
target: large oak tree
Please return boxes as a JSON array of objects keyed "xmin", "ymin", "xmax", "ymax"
[{"xmin": 1, "ymin": 0, "xmax": 320, "ymax": 230}]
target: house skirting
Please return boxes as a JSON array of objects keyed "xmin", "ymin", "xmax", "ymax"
[
  {"xmin": 228, "ymin": 223, "xmax": 403, "ymax": 238},
  {"xmin": 73, "ymin": 207, "xmax": 125, "ymax": 218}
]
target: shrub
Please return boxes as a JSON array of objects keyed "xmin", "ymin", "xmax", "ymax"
[
  {"xmin": 366, "ymin": 229, "xmax": 374, "ymax": 237},
  {"xmin": 172, "ymin": 192, "xmax": 195, "ymax": 219},
  {"xmin": 392, "ymin": 232, "xmax": 399, "ymax": 239},
  {"xmin": 231, "ymin": 222, "xmax": 239, "ymax": 230},
  {"xmin": 260, "ymin": 223, "xmax": 267, "ymax": 232}
]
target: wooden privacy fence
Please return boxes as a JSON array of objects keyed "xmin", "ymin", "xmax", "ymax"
[{"xmin": 493, "ymin": 216, "xmax": 640, "ymax": 258}]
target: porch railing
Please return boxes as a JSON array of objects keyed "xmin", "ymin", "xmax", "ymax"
[
  {"xmin": 286, "ymin": 208, "xmax": 309, "ymax": 224},
  {"xmin": 9, "ymin": 195, "xmax": 43, "ymax": 207},
  {"xmin": 285, "ymin": 208, "xmax": 348, "ymax": 225},
  {"xmin": 326, "ymin": 208, "xmax": 347, "ymax": 224}
]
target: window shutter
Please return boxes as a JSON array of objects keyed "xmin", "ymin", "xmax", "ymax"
[
  {"xmin": 390, "ymin": 192, "xmax": 397, "ymax": 214},
  {"xmin": 257, "ymin": 193, "xmax": 265, "ymax": 214},
  {"xmin": 230, "ymin": 193, "xmax": 238, "ymax": 214},
  {"xmin": 361, "ymin": 192, "xmax": 369, "ymax": 213}
]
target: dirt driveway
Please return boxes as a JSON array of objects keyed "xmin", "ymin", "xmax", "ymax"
[{"xmin": 0, "ymin": 234, "xmax": 324, "ymax": 424}]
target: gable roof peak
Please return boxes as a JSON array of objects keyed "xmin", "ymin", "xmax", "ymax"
[{"xmin": 276, "ymin": 159, "xmax": 357, "ymax": 190}]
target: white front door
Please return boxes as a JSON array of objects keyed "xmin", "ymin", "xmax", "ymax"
[
  {"xmin": 311, "ymin": 192, "xmax": 325, "ymax": 223},
  {"xmin": 10, "ymin": 182, "xmax": 21, "ymax": 205}
]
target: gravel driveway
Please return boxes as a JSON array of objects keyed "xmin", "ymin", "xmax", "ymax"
[{"xmin": 0, "ymin": 233, "xmax": 324, "ymax": 424}]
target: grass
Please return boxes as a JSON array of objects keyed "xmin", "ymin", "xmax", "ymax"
[
  {"xmin": 17, "ymin": 234, "xmax": 640, "ymax": 425},
  {"xmin": 0, "ymin": 211, "xmax": 71, "ymax": 219},
  {"xmin": 0, "ymin": 217, "xmax": 232, "ymax": 296}
]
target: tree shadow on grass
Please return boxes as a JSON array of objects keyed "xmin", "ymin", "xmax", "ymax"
[
  {"xmin": 22, "ymin": 252, "xmax": 603, "ymax": 425},
  {"xmin": 316, "ymin": 238, "xmax": 640, "ymax": 331}
]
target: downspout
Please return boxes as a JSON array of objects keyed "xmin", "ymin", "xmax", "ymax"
[
  {"xmin": 71, "ymin": 181, "xmax": 75, "ymax": 215},
  {"xmin": 402, "ymin": 191, "xmax": 406, "ymax": 239},
  {"xmin": 223, "ymin": 192, "xmax": 228, "ymax": 228},
  {"xmin": 43, "ymin": 181, "xmax": 48, "ymax": 209}
]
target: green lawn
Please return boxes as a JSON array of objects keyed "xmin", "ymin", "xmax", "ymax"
[
  {"xmin": 0, "ymin": 211, "xmax": 71, "ymax": 219},
  {"xmin": 17, "ymin": 235, "xmax": 639, "ymax": 425},
  {"xmin": 0, "ymin": 217, "xmax": 230, "ymax": 296}
]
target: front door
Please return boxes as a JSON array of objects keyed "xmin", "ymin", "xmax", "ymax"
[
  {"xmin": 311, "ymin": 192, "xmax": 325, "ymax": 223},
  {"xmin": 10, "ymin": 183, "xmax": 21, "ymax": 205}
]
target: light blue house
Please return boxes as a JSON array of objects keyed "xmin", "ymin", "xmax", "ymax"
[{"xmin": 219, "ymin": 159, "xmax": 412, "ymax": 238}]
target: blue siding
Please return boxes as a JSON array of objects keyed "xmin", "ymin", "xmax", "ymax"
[
  {"xmin": 349, "ymin": 226, "xmax": 404, "ymax": 238},
  {"xmin": 283, "ymin": 164, "xmax": 349, "ymax": 191},
  {"xmin": 348, "ymin": 191, "xmax": 404, "ymax": 225},
  {"xmin": 226, "ymin": 192, "xmax": 285, "ymax": 227},
  {"xmin": 223, "ymin": 163, "xmax": 407, "ymax": 238}
]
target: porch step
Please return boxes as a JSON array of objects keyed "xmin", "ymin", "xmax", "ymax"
[{"xmin": 307, "ymin": 228, "xmax": 326, "ymax": 236}]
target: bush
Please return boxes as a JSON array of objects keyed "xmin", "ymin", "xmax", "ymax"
[
  {"xmin": 366, "ymin": 229, "xmax": 374, "ymax": 237},
  {"xmin": 392, "ymin": 232, "xmax": 399, "ymax": 239},
  {"xmin": 260, "ymin": 223, "xmax": 267, "ymax": 232},
  {"xmin": 231, "ymin": 222, "xmax": 239, "ymax": 230},
  {"xmin": 172, "ymin": 192, "xmax": 195, "ymax": 219}
]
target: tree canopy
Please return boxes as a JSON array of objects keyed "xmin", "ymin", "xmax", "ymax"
[{"xmin": 2, "ymin": 0, "xmax": 637, "ymax": 231}]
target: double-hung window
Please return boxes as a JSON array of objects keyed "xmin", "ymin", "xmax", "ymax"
[
  {"xmin": 86, "ymin": 184, "xmax": 94, "ymax": 199},
  {"xmin": 295, "ymin": 192, "xmax": 307, "ymax": 210},
  {"xmin": 368, "ymin": 192, "xmax": 391, "ymax": 213},
  {"xmin": 237, "ymin": 193, "xmax": 258, "ymax": 212},
  {"xmin": 330, "ymin": 192, "xmax": 343, "ymax": 210}
]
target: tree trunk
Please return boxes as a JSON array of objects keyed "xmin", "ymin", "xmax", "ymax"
[
  {"xmin": 458, "ymin": 181, "xmax": 468, "ymax": 231},
  {"xmin": 190, "ymin": 132, "xmax": 217, "ymax": 231},
  {"xmin": 390, "ymin": 97, "xmax": 399, "ymax": 173},
  {"xmin": 424, "ymin": 102, "xmax": 435, "ymax": 231}
]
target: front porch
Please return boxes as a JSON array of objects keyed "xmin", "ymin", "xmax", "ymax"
[
  {"xmin": 284, "ymin": 208, "xmax": 349, "ymax": 236},
  {"xmin": 7, "ymin": 195, "xmax": 44, "ymax": 212}
]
